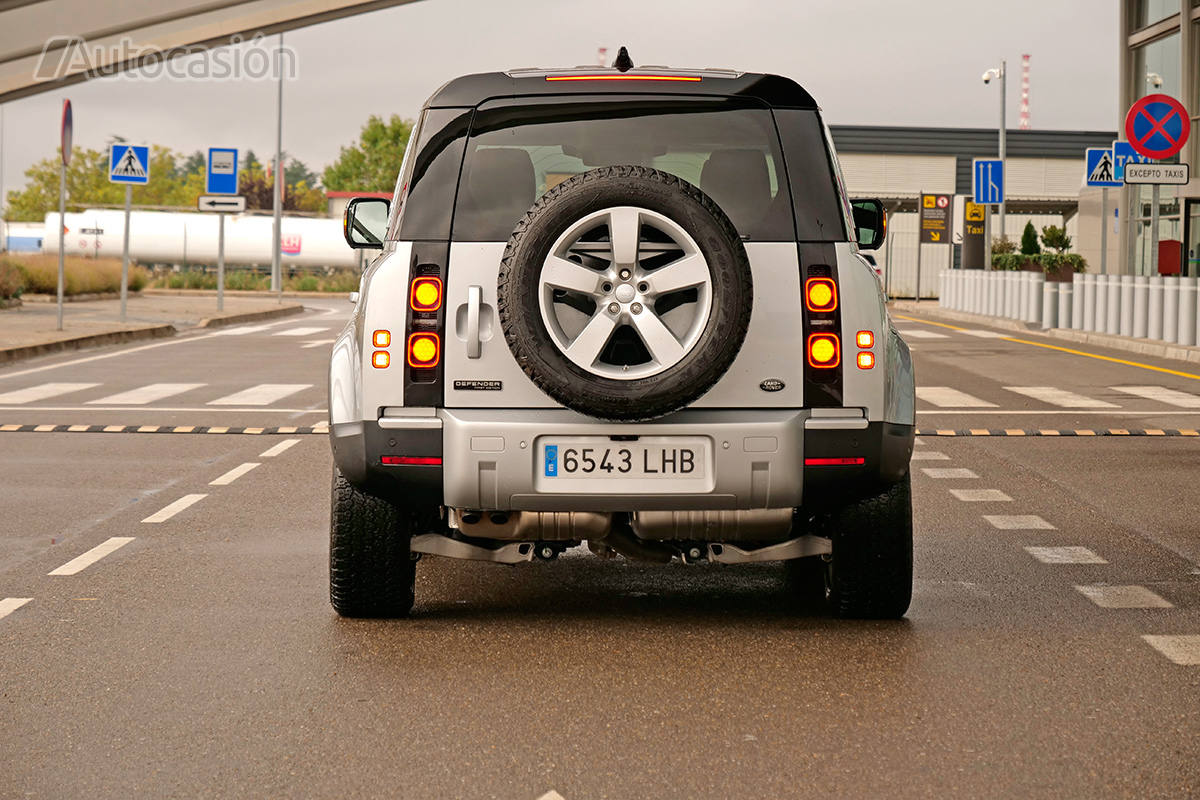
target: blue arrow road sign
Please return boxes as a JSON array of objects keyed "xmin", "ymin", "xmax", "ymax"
[
  {"xmin": 1111, "ymin": 140, "xmax": 1154, "ymax": 182},
  {"xmin": 206, "ymin": 148, "xmax": 239, "ymax": 195},
  {"xmin": 108, "ymin": 144, "xmax": 149, "ymax": 185},
  {"xmin": 1085, "ymin": 148, "xmax": 1121, "ymax": 187},
  {"xmin": 972, "ymin": 159, "xmax": 1004, "ymax": 205}
]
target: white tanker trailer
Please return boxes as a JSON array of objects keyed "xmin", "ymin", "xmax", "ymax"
[{"xmin": 42, "ymin": 209, "xmax": 358, "ymax": 269}]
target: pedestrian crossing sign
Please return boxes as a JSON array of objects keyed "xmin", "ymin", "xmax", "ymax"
[
  {"xmin": 108, "ymin": 144, "xmax": 150, "ymax": 185},
  {"xmin": 1085, "ymin": 148, "xmax": 1121, "ymax": 188}
]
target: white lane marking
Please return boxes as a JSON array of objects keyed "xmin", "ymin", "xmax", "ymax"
[
  {"xmin": 1075, "ymin": 585, "xmax": 1173, "ymax": 609},
  {"xmin": 212, "ymin": 324, "xmax": 275, "ymax": 336},
  {"xmin": 209, "ymin": 462, "xmax": 260, "ymax": 486},
  {"xmin": 913, "ymin": 438, "xmax": 925, "ymax": 446},
  {"xmin": 1004, "ymin": 386, "xmax": 1118, "ymax": 408},
  {"xmin": 921, "ymin": 467, "xmax": 978, "ymax": 479},
  {"xmin": 301, "ymin": 339, "xmax": 337, "ymax": 349},
  {"xmin": 916, "ymin": 409, "xmax": 1200, "ymax": 416},
  {"xmin": 48, "ymin": 537, "xmax": 135, "ymax": 575},
  {"xmin": 983, "ymin": 514, "xmax": 1056, "ymax": 530},
  {"xmin": 0, "ymin": 382, "xmax": 100, "ymax": 403},
  {"xmin": 961, "ymin": 329, "xmax": 1008, "ymax": 338},
  {"xmin": 208, "ymin": 383, "xmax": 311, "ymax": 406},
  {"xmin": 950, "ymin": 489, "xmax": 1012, "ymax": 502},
  {"xmin": 898, "ymin": 329, "xmax": 949, "ymax": 339},
  {"xmin": 1111, "ymin": 385, "xmax": 1200, "ymax": 408},
  {"xmin": 916, "ymin": 387, "xmax": 997, "ymax": 408},
  {"xmin": 0, "ymin": 316, "xmax": 305, "ymax": 382},
  {"xmin": 911, "ymin": 451, "xmax": 950, "ymax": 461},
  {"xmin": 1142, "ymin": 635, "xmax": 1200, "ymax": 665},
  {"xmin": 273, "ymin": 326, "xmax": 329, "ymax": 337},
  {"xmin": 1024, "ymin": 546, "xmax": 1107, "ymax": 564},
  {"xmin": 259, "ymin": 438, "xmax": 301, "ymax": 457},
  {"xmin": 0, "ymin": 598, "xmax": 33, "ymax": 620},
  {"xmin": 0, "ymin": 405, "xmax": 325, "ymax": 414},
  {"xmin": 141, "ymin": 493, "xmax": 208, "ymax": 523},
  {"xmin": 536, "ymin": 792, "xmax": 566, "ymax": 800},
  {"xmin": 86, "ymin": 382, "xmax": 205, "ymax": 405}
]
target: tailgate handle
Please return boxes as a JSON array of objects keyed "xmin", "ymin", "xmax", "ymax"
[{"xmin": 466, "ymin": 285, "xmax": 482, "ymax": 359}]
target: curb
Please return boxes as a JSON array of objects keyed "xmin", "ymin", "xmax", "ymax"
[
  {"xmin": 196, "ymin": 303, "xmax": 305, "ymax": 329},
  {"xmin": 21, "ymin": 292, "xmax": 127, "ymax": 303},
  {"xmin": 0, "ymin": 324, "xmax": 175, "ymax": 365},
  {"xmin": 889, "ymin": 301, "xmax": 1200, "ymax": 367}
]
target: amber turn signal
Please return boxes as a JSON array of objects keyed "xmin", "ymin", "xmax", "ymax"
[
  {"xmin": 857, "ymin": 351, "xmax": 875, "ymax": 369},
  {"xmin": 371, "ymin": 350, "xmax": 390, "ymax": 369},
  {"xmin": 373, "ymin": 329, "xmax": 391, "ymax": 348},
  {"xmin": 856, "ymin": 330, "xmax": 874, "ymax": 348}
]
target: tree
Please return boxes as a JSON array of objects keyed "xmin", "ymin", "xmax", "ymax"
[
  {"xmin": 285, "ymin": 157, "xmax": 318, "ymax": 189},
  {"xmin": 177, "ymin": 150, "xmax": 205, "ymax": 180},
  {"xmin": 1040, "ymin": 225, "xmax": 1072, "ymax": 253},
  {"xmin": 1020, "ymin": 220, "xmax": 1041, "ymax": 256},
  {"xmin": 322, "ymin": 115, "xmax": 413, "ymax": 192}
]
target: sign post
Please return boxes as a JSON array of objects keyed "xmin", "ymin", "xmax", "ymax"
[
  {"xmin": 108, "ymin": 143, "xmax": 150, "ymax": 322},
  {"xmin": 56, "ymin": 100, "xmax": 71, "ymax": 331},
  {"xmin": 917, "ymin": 192, "xmax": 952, "ymax": 301},
  {"xmin": 1085, "ymin": 148, "xmax": 1121, "ymax": 275},
  {"xmin": 972, "ymin": 158, "xmax": 1005, "ymax": 267},
  {"xmin": 205, "ymin": 148, "xmax": 240, "ymax": 312},
  {"xmin": 1121, "ymin": 94, "xmax": 1192, "ymax": 276}
]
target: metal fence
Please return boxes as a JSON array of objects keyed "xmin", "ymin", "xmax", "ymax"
[{"xmin": 938, "ymin": 270, "xmax": 1200, "ymax": 347}]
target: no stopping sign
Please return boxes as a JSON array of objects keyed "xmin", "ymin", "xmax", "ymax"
[{"xmin": 1124, "ymin": 93, "xmax": 1191, "ymax": 160}]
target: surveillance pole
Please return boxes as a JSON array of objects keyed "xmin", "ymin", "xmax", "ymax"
[{"xmin": 998, "ymin": 59, "xmax": 1007, "ymax": 243}]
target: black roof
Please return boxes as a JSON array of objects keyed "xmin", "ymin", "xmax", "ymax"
[{"xmin": 425, "ymin": 67, "xmax": 820, "ymax": 110}]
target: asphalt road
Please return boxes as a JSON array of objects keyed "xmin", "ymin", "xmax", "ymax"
[{"xmin": 1, "ymin": 298, "xmax": 1199, "ymax": 799}]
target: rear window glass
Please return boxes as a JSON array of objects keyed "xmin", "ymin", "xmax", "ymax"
[{"xmin": 452, "ymin": 99, "xmax": 797, "ymax": 242}]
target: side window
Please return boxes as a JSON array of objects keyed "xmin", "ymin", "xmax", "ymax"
[
  {"xmin": 386, "ymin": 108, "xmax": 471, "ymax": 241},
  {"xmin": 820, "ymin": 120, "xmax": 856, "ymax": 243},
  {"xmin": 772, "ymin": 109, "xmax": 848, "ymax": 242}
]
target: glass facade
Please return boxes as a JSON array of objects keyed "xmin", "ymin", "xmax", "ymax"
[
  {"xmin": 1132, "ymin": 31, "xmax": 1181, "ymax": 99},
  {"xmin": 1135, "ymin": 0, "xmax": 1180, "ymax": 27}
]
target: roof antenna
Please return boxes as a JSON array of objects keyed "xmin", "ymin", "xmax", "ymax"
[{"xmin": 612, "ymin": 46, "xmax": 634, "ymax": 73}]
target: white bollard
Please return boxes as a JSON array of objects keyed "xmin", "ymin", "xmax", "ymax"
[
  {"xmin": 1028, "ymin": 273, "xmax": 1044, "ymax": 324},
  {"xmin": 1120, "ymin": 275, "xmax": 1135, "ymax": 337},
  {"xmin": 1082, "ymin": 274, "xmax": 1096, "ymax": 332},
  {"xmin": 1017, "ymin": 272, "xmax": 1030, "ymax": 321},
  {"xmin": 1177, "ymin": 276, "xmax": 1197, "ymax": 347},
  {"xmin": 1105, "ymin": 275, "xmax": 1120, "ymax": 336},
  {"xmin": 1162, "ymin": 276, "xmax": 1179, "ymax": 344},
  {"xmin": 1042, "ymin": 280, "xmax": 1057, "ymax": 329},
  {"xmin": 1071, "ymin": 273, "xmax": 1085, "ymax": 329},
  {"xmin": 1148, "ymin": 275, "xmax": 1164, "ymax": 340},
  {"xmin": 1057, "ymin": 283, "xmax": 1072, "ymax": 330},
  {"xmin": 989, "ymin": 272, "xmax": 1002, "ymax": 317},
  {"xmin": 1094, "ymin": 274, "xmax": 1108, "ymax": 334},
  {"xmin": 1133, "ymin": 275, "xmax": 1149, "ymax": 339}
]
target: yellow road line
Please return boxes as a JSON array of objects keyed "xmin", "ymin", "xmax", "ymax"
[{"xmin": 896, "ymin": 312, "xmax": 1200, "ymax": 381}]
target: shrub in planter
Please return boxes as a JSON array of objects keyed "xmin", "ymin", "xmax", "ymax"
[
  {"xmin": 1040, "ymin": 225, "xmax": 1071, "ymax": 253},
  {"xmin": 992, "ymin": 237, "xmax": 1016, "ymax": 254},
  {"xmin": 1020, "ymin": 221, "xmax": 1041, "ymax": 255}
]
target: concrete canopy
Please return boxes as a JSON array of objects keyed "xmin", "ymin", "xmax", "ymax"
[{"xmin": 0, "ymin": 0, "xmax": 424, "ymax": 104}]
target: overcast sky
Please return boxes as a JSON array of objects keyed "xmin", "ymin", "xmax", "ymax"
[{"xmin": 0, "ymin": 0, "xmax": 1118, "ymax": 197}]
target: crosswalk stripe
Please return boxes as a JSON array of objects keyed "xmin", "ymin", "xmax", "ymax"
[
  {"xmin": 960, "ymin": 329, "xmax": 1007, "ymax": 338},
  {"xmin": 898, "ymin": 329, "xmax": 949, "ymax": 339},
  {"xmin": 1074, "ymin": 585, "xmax": 1172, "ymax": 609},
  {"xmin": 1024, "ymin": 546, "xmax": 1106, "ymax": 564},
  {"xmin": 983, "ymin": 514, "xmax": 1055, "ymax": 530},
  {"xmin": 0, "ymin": 382, "xmax": 99, "ymax": 404},
  {"xmin": 86, "ymin": 382, "xmax": 205, "ymax": 405},
  {"xmin": 1111, "ymin": 385, "xmax": 1200, "ymax": 408},
  {"xmin": 273, "ymin": 326, "xmax": 329, "ymax": 337},
  {"xmin": 0, "ymin": 597, "xmax": 32, "ymax": 620},
  {"xmin": 213, "ymin": 324, "xmax": 274, "ymax": 336},
  {"xmin": 1142, "ymin": 635, "xmax": 1200, "ymax": 665},
  {"xmin": 921, "ymin": 467, "xmax": 978, "ymax": 479},
  {"xmin": 301, "ymin": 339, "xmax": 337, "ymax": 349},
  {"xmin": 916, "ymin": 387, "xmax": 997, "ymax": 408},
  {"xmin": 1004, "ymin": 386, "xmax": 1118, "ymax": 408},
  {"xmin": 207, "ymin": 383, "xmax": 311, "ymax": 406}
]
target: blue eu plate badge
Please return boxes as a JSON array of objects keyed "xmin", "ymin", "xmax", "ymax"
[{"xmin": 544, "ymin": 445, "xmax": 558, "ymax": 477}]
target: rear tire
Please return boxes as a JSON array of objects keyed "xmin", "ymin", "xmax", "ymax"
[
  {"xmin": 329, "ymin": 468, "xmax": 416, "ymax": 618},
  {"xmin": 824, "ymin": 476, "xmax": 913, "ymax": 619}
]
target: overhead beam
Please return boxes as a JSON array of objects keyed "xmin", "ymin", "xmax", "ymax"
[{"xmin": 0, "ymin": 0, "xmax": 424, "ymax": 104}]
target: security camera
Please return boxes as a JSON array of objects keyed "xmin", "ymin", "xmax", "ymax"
[{"xmin": 982, "ymin": 72, "xmax": 992, "ymax": 84}]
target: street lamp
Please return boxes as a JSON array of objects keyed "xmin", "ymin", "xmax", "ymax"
[{"xmin": 982, "ymin": 61, "xmax": 1007, "ymax": 242}]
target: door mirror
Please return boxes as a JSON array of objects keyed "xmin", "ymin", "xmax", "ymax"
[
  {"xmin": 343, "ymin": 197, "xmax": 390, "ymax": 249},
  {"xmin": 851, "ymin": 199, "xmax": 886, "ymax": 250}
]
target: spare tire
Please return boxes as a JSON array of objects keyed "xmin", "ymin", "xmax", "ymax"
[{"xmin": 497, "ymin": 166, "xmax": 753, "ymax": 422}]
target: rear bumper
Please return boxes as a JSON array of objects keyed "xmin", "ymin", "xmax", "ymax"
[{"xmin": 331, "ymin": 408, "xmax": 912, "ymax": 511}]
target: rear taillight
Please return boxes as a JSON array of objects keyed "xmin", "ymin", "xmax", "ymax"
[
  {"xmin": 410, "ymin": 277, "xmax": 443, "ymax": 311},
  {"xmin": 805, "ymin": 277, "xmax": 837, "ymax": 312},
  {"xmin": 807, "ymin": 333, "xmax": 840, "ymax": 369},
  {"xmin": 407, "ymin": 332, "xmax": 440, "ymax": 368},
  {"xmin": 381, "ymin": 455, "xmax": 442, "ymax": 466}
]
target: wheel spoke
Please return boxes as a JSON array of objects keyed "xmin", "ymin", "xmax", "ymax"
[
  {"xmin": 542, "ymin": 256, "xmax": 605, "ymax": 296},
  {"xmin": 608, "ymin": 207, "xmax": 641, "ymax": 266},
  {"xmin": 643, "ymin": 253, "xmax": 708, "ymax": 295},
  {"xmin": 630, "ymin": 311, "xmax": 684, "ymax": 366},
  {"xmin": 565, "ymin": 311, "xmax": 619, "ymax": 367}
]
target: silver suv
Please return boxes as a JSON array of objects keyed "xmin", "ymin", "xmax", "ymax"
[{"xmin": 330, "ymin": 62, "xmax": 915, "ymax": 619}]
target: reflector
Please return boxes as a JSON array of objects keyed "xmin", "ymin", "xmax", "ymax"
[
  {"xmin": 856, "ymin": 331, "xmax": 874, "ymax": 348},
  {"xmin": 805, "ymin": 457, "xmax": 866, "ymax": 466},
  {"xmin": 381, "ymin": 455, "xmax": 442, "ymax": 466},
  {"xmin": 371, "ymin": 350, "xmax": 390, "ymax": 369},
  {"xmin": 373, "ymin": 330, "xmax": 391, "ymax": 348},
  {"xmin": 857, "ymin": 351, "xmax": 875, "ymax": 369}
]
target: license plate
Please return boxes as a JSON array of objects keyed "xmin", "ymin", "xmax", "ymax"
[{"xmin": 536, "ymin": 436, "xmax": 713, "ymax": 493}]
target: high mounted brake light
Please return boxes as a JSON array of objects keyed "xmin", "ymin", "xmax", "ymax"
[{"xmin": 545, "ymin": 75, "xmax": 701, "ymax": 82}]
